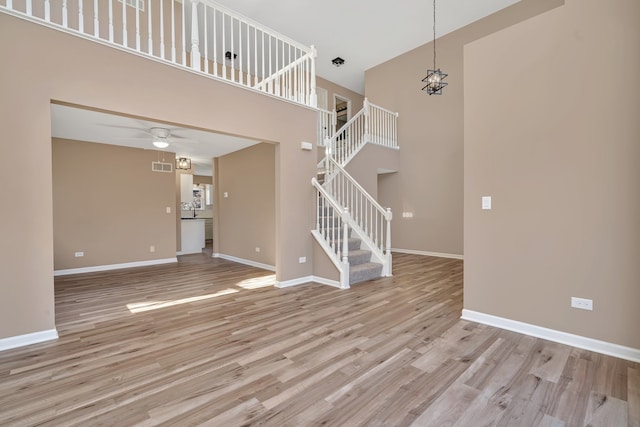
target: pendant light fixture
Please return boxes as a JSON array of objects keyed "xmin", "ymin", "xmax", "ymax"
[
  {"xmin": 176, "ymin": 157, "xmax": 192, "ymax": 170},
  {"xmin": 422, "ymin": 0, "xmax": 447, "ymax": 95}
]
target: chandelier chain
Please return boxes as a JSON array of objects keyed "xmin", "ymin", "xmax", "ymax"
[{"xmin": 433, "ymin": 0, "xmax": 436, "ymax": 70}]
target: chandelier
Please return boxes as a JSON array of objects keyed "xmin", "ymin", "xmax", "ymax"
[{"xmin": 422, "ymin": 0, "xmax": 447, "ymax": 95}]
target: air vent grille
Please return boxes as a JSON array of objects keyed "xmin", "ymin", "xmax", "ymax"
[{"xmin": 152, "ymin": 161, "xmax": 173, "ymax": 173}]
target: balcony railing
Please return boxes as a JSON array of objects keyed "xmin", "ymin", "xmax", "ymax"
[{"xmin": 0, "ymin": 0, "xmax": 317, "ymax": 107}]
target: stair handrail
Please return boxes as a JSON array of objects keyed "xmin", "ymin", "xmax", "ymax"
[
  {"xmin": 311, "ymin": 177, "xmax": 350, "ymax": 288},
  {"xmin": 323, "ymin": 157, "xmax": 392, "ymax": 275},
  {"xmin": 324, "ymin": 106, "xmax": 367, "ymax": 167}
]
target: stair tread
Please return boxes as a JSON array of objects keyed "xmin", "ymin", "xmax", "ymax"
[
  {"xmin": 348, "ymin": 249, "xmax": 371, "ymax": 256},
  {"xmin": 349, "ymin": 261, "xmax": 382, "ymax": 272}
]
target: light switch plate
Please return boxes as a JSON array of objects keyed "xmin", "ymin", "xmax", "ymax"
[{"xmin": 482, "ymin": 196, "xmax": 492, "ymax": 210}]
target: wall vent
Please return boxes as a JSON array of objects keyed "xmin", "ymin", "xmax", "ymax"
[
  {"xmin": 152, "ymin": 161, "xmax": 173, "ymax": 173},
  {"xmin": 118, "ymin": 0, "xmax": 145, "ymax": 11}
]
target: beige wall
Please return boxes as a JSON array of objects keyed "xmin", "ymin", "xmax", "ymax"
[
  {"xmin": 216, "ymin": 143, "xmax": 276, "ymax": 266},
  {"xmin": 365, "ymin": 0, "xmax": 564, "ymax": 256},
  {"xmin": 52, "ymin": 139, "xmax": 177, "ymax": 269},
  {"xmin": 0, "ymin": 13, "xmax": 316, "ymax": 340},
  {"xmin": 464, "ymin": 0, "xmax": 640, "ymax": 349},
  {"xmin": 344, "ymin": 143, "xmax": 400, "ymax": 200},
  {"xmin": 317, "ymin": 76, "xmax": 365, "ymax": 113}
]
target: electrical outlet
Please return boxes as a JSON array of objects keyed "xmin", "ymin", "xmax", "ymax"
[
  {"xmin": 255, "ymin": 247, "xmax": 260, "ymax": 252},
  {"xmin": 74, "ymin": 251, "xmax": 84, "ymax": 257},
  {"xmin": 571, "ymin": 297, "xmax": 593, "ymax": 311},
  {"xmin": 224, "ymin": 192, "xmax": 229, "ymax": 198},
  {"xmin": 150, "ymin": 245, "xmax": 156, "ymax": 253},
  {"xmin": 299, "ymin": 256, "xmax": 306, "ymax": 264},
  {"xmin": 166, "ymin": 207, "xmax": 171, "ymax": 213}
]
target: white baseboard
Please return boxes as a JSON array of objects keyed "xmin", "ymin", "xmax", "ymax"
[
  {"xmin": 0, "ymin": 329, "xmax": 58, "ymax": 352},
  {"xmin": 275, "ymin": 275, "xmax": 341, "ymax": 289},
  {"xmin": 54, "ymin": 258, "xmax": 177, "ymax": 276},
  {"xmin": 392, "ymin": 248, "xmax": 463, "ymax": 260},
  {"xmin": 461, "ymin": 309, "xmax": 640, "ymax": 363},
  {"xmin": 212, "ymin": 253, "xmax": 275, "ymax": 272}
]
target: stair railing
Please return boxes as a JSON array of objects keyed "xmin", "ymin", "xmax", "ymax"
[
  {"xmin": 322, "ymin": 98, "xmax": 399, "ymax": 167},
  {"xmin": 253, "ymin": 47, "xmax": 318, "ymax": 107},
  {"xmin": 0, "ymin": 0, "xmax": 317, "ymax": 107},
  {"xmin": 323, "ymin": 157, "xmax": 393, "ymax": 276},
  {"xmin": 317, "ymin": 108, "xmax": 336, "ymax": 146},
  {"xmin": 311, "ymin": 177, "xmax": 350, "ymax": 289}
]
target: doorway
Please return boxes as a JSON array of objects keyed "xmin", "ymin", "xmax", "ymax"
[{"xmin": 334, "ymin": 94, "xmax": 351, "ymax": 130}]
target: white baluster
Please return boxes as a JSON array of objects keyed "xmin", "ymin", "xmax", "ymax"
[
  {"xmin": 212, "ymin": 8, "xmax": 218, "ymax": 76},
  {"xmin": 94, "ymin": 0, "xmax": 99, "ymax": 37},
  {"xmin": 44, "ymin": 0, "xmax": 50, "ymax": 21},
  {"xmin": 181, "ymin": 0, "xmax": 186, "ymax": 65},
  {"xmin": 135, "ymin": 0, "xmax": 141, "ymax": 50},
  {"xmin": 171, "ymin": 0, "xmax": 176, "ymax": 62},
  {"xmin": 122, "ymin": 0, "xmax": 127, "ymax": 47},
  {"xmin": 78, "ymin": 0, "xmax": 83, "ymax": 33},
  {"xmin": 253, "ymin": 28, "xmax": 258, "ymax": 85},
  {"xmin": 108, "ymin": 0, "xmax": 113, "ymax": 42},
  {"xmin": 147, "ymin": 0, "xmax": 152, "ymax": 54},
  {"xmin": 62, "ymin": 0, "xmax": 68, "ymax": 27},
  {"xmin": 203, "ymin": 4, "xmax": 208, "ymax": 73},
  {"xmin": 238, "ymin": 19, "xmax": 244, "ymax": 84},
  {"xmin": 6, "ymin": 1, "xmax": 12, "ymax": 10},
  {"xmin": 230, "ymin": 17, "xmax": 235, "ymax": 82},
  {"xmin": 221, "ymin": 12, "xmax": 226, "ymax": 79},
  {"xmin": 26, "ymin": 0, "xmax": 31, "ymax": 15},
  {"xmin": 159, "ymin": 0, "xmax": 164, "ymax": 59}
]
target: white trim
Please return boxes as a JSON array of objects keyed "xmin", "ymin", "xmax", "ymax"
[
  {"xmin": 276, "ymin": 275, "xmax": 342, "ymax": 289},
  {"xmin": 392, "ymin": 248, "xmax": 464, "ymax": 260},
  {"xmin": 54, "ymin": 258, "xmax": 177, "ymax": 276},
  {"xmin": 461, "ymin": 309, "xmax": 640, "ymax": 364},
  {"xmin": 0, "ymin": 329, "xmax": 58, "ymax": 352},
  {"xmin": 212, "ymin": 253, "xmax": 275, "ymax": 272}
]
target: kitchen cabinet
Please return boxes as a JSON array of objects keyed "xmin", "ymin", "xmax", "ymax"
[{"xmin": 180, "ymin": 174, "xmax": 193, "ymax": 203}]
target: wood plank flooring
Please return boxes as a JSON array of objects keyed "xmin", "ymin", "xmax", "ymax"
[{"xmin": 0, "ymin": 253, "xmax": 637, "ymax": 426}]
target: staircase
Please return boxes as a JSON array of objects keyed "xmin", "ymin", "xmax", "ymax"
[{"xmin": 313, "ymin": 99, "xmax": 399, "ymax": 288}]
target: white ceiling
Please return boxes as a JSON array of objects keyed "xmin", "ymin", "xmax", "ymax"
[
  {"xmin": 50, "ymin": 104, "xmax": 260, "ymax": 176},
  {"xmin": 214, "ymin": 0, "xmax": 521, "ymax": 93}
]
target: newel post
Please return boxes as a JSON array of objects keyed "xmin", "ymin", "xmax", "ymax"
[
  {"xmin": 342, "ymin": 210, "xmax": 350, "ymax": 265},
  {"xmin": 385, "ymin": 208, "xmax": 392, "ymax": 275},
  {"xmin": 190, "ymin": 0, "xmax": 201, "ymax": 71},
  {"xmin": 309, "ymin": 45, "xmax": 318, "ymax": 108}
]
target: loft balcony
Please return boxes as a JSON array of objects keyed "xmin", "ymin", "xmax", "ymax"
[{"xmin": 0, "ymin": 0, "xmax": 317, "ymax": 107}]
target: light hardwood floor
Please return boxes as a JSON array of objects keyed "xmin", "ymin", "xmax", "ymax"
[{"xmin": 0, "ymin": 253, "xmax": 638, "ymax": 426}]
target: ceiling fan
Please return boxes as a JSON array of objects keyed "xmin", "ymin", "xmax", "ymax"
[{"xmin": 103, "ymin": 123, "xmax": 198, "ymax": 149}]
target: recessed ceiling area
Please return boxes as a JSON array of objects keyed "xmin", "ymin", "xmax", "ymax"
[
  {"xmin": 50, "ymin": 104, "xmax": 260, "ymax": 176},
  {"xmin": 213, "ymin": 0, "xmax": 521, "ymax": 93}
]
